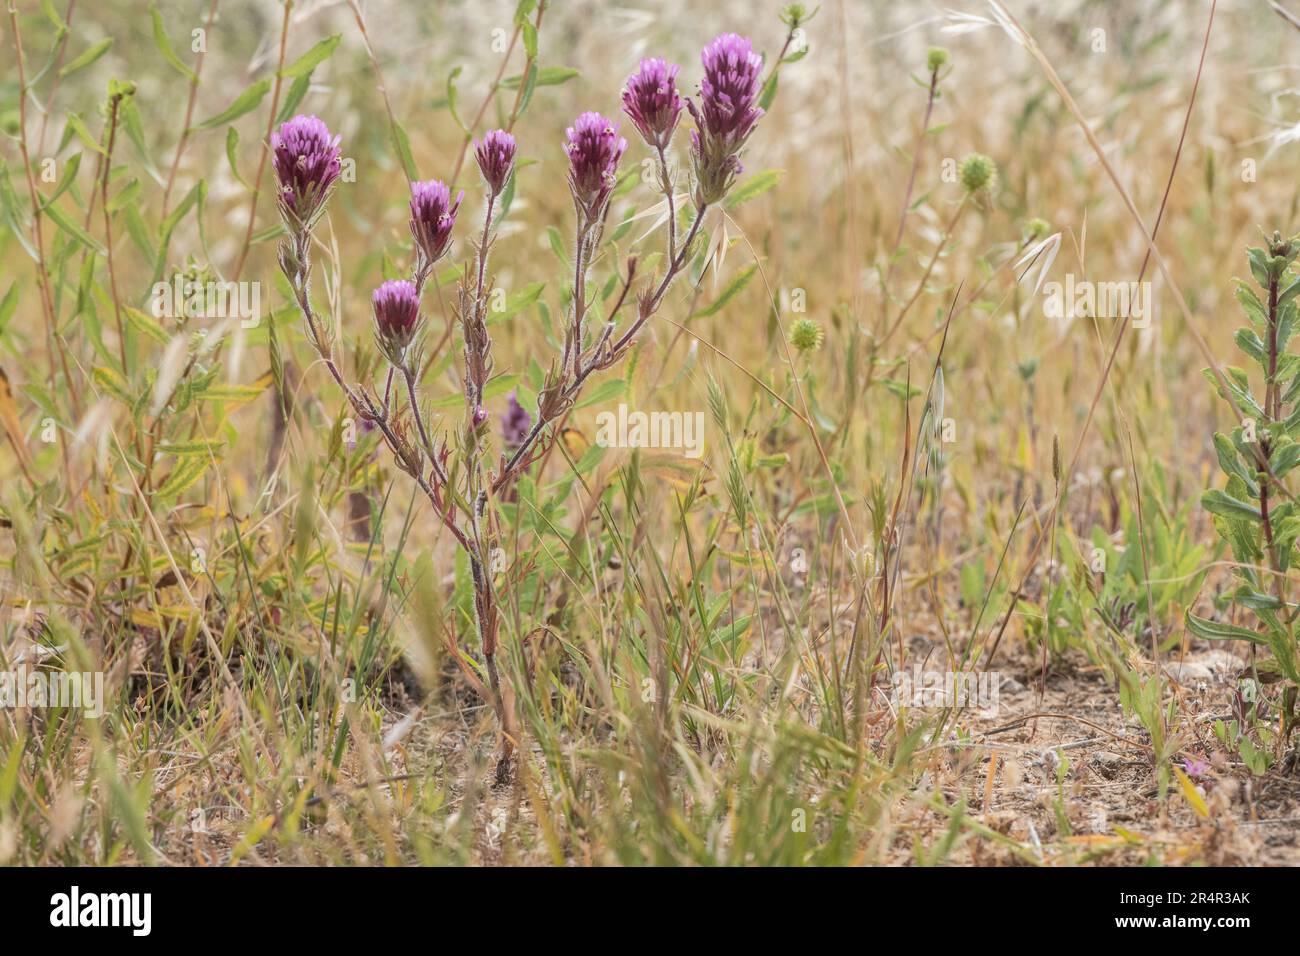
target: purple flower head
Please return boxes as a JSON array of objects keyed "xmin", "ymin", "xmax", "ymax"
[
  {"xmin": 622, "ymin": 58, "xmax": 683, "ymax": 150},
  {"xmin": 372, "ymin": 279, "xmax": 421, "ymax": 352},
  {"xmin": 1182, "ymin": 756, "xmax": 1210, "ymax": 779},
  {"xmin": 501, "ymin": 391, "xmax": 532, "ymax": 448},
  {"xmin": 272, "ymin": 114, "xmax": 342, "ymax": 230},
  {"xmin": 688, "ymin": 34, "xmax": 764, "ymax": 204},
  {"xmin": 474, "ymin": 129, "xmax": 517, "ymax": 196},
  {"xmin": 697, "ymin": 34, "xmax": 764, "ymax": 143},
  {"xmin": 564, "ymin": 111, "xmax": 627, "ymax": 225},
  {"xmin": 409, "ymin": 179, "xmax": 463, "ymax": 266}
]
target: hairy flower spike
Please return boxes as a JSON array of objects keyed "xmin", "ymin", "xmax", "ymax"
[
  {"xmin": 565, "ymin": 111, "xmax": 627, "ymax": 226},
  {"xmin": 272, "ymin": 114, "xmax": 342, "ymax": 231},
  {"xmin": 372, "ymin": 279, "xmax": 421, "ymax": 355},
  {"xmin": 410, "ymin": 180, "xmax": 462, "ymax": 266},
  {"xmin": 474, "ymin": 129, "xmax": 517, "ymax": 196},
  {"xmin": 688, "ymin": 33, "xmax": 764, "ymax": 205},
  {"xmin": 622, "ymin": 58, "xmax": 683, "ymax": 150}
]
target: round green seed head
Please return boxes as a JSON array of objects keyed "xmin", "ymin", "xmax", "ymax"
[
  {"xmin": 790, "ymin": 318, "xmax": 825, "ymax": 352},
  {"xmin": 959, "ymin": 153, "xmax": 997, "ymax": 194}
]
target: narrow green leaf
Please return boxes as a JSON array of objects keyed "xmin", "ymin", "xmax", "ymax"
[
  {"xmin": 691, "ymin": 264, "xmax": 758, "ymax": 318},
  {"xmin": 106, "ymin": 178, "xmax": 141, "ymax": 213},
  {"xmin": 487, "ymin": 281, "xmax": 544, "ymax": 324},
  {"xmin": 59, "ymin": 38, "xmax": 113, "ymax": 78},
  {"xmin": 151, "ymin": 6, "xmax": 197, "ymax": 82},
  {"xmin": 124, "ymin": 306, "xmax": 169, "ymax": 346},
  {"xmin": 157, "ymin": 439, "xmax": 225, "ymax": 456},
  {"xmin": 93, "ymin": 365, "xmax": 133, "ymax": 404},
  {"xmin": 0, "ymin": 283, "xmax": 18, "ymax": 337},
  {"xmin": 1201, "ymin": 488, "xmax": 1261, "ymax": 523},
  {"xmin": 63, "ymin": 112, "xmax": 106, "ymax": 155},
  {"xmin": 758, "ymin": 70, "xmax": 778, "ymax": 110},
  {"xmin": 44, "ymin": 201, "xmax": 106, "ymax": 255},
  {"xmin": 194, "ymin": 78, "xmax": 272, "ymax": 130},
  {"xmin": 225, "ymin": 126, "xmax": 249, "ymax": 188},
  {"xmin": 392, "ymin": 121, "xmax": 419, "ymax": 181},
  {"xmin": 280, "ymin": 35, "xmax": 341, "ymax": 78},
  {"xmin": 501, "ymin": 66, "xmax": 578, "ymax": 89},
  {"xmin": 198, "ymin": 382, "xmax": 266, "ymax": 404},
  {"xmin": 156, "ymin": 456, "xmax": 211, "ymax": 498},
  {"xmin": 427, "ymin": 373, "xmax": 522, "ymax": 410},
  {"xmin": 1184, "ymin": 611, "xmax": 1267, "ymax": 645},
  {"xmin": 725, "ymin": 169, "xmax": 784, "ymax": 209},
  {"xmin": 573, "ymin": 377, "xmax": 627, "ymax": 411},
  {"xmin": 38, "ymin": 152, "xmax": 82, "ymax": 209},
  {"xmin": 275, "ymin": 71, "xmax": 313, "ymax": 125}
]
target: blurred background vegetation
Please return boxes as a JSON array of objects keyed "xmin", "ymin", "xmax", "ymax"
[{"xmin": 2, "ymin": 0, "xmax": 1300, "ymax": 864}]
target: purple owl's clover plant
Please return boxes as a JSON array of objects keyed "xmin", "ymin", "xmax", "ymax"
[{"xmin": 275, "ymin": 34, "xmax": 769, "ymax": 781}]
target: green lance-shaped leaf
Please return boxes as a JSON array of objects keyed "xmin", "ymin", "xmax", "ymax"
[
  {"xmin": 691, "ymin": 264, "xmax": 758, "ymax": 318},
  {"xmin": 1213, "ymin": 432, "xmax": 1258, "ymax": 495},
  {"xmin": 725, "ymin": 170, "xmax": 784, "ymax": 209},
  {"xmin": 1202, "ymin": 366, "xmax": 1264, "ymax": 418},
  {"xmin": 275, "ymin": 72, "xmax": 313, "ymax": 126},
  {"xmin": 59, "ymin": 38, "xmax": 113, "ymax": 78},
  {"xmin": 151, "ymin": 6, "xmax": 197, "ymax": 82},
  {"xmin": 1185, "ymin": 611, "xmax": 1268, "ymax": 644},
  {"xmin": 501, "ymin": 66, "xmax": 578, "ymax": 89},
  {"xmin": 279, "ymin": 35, "xmax": 340, "ymax": 79},
  {"xmin": 194, "ymin": 78, "xmax": 272, "ymax": 131},
  {"xmin": 1201, "ymin": 488, "xmax": 1261, "ymax": 523},
  {"xmin": 44, "ymin": 202, "xmax": 106, "ymax": 255},
  {"xmin": 1270, "ymin": 439, "xmax": 1300, "ymax": 478},
  {"xmin": 1235, "ymin": 282, "xmax": 1267, "ymax": 331},
  {"xmin": 1234, "ymin": 327, "xmax": 1267, "ymax": 366}
]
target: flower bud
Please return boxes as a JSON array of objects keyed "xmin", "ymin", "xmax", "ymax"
[{"xmin": 372, "ymin": 279, "xmax": 421, "ymax": 355}]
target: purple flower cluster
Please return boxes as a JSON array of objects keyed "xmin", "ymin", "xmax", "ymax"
[
  {"xmin": 688, "ymin": 33, "xmax": 764, "ymax": 204},
  {"xmin": 564, "ymin": 111, "xmax": 627, "ymax": 226},
  {"xmin": 409, "ymin": 179, "xmax": 462, "ymax": 266},
  {"xmin": 475, "ymin": 129, "xmax": 517, "ymax": 196},
  {"xmin": 500, "ymin": 391, "xmax": 532, "ymax": 448},
  {"xmin": 372, "ymin": 279, "xmax": 421, "ymax": 351},
  {"xmin": 622, "ymin": 58, "xmax": 683, "ymax": 150},
  {"xmin": 272, "ymin": 115, "xmax": 342, "ymax": 229}
]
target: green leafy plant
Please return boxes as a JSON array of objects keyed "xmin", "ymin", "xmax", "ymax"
[{"xmin": 1191, "ymin": 230, "xmax": 1300, "ymax": 686}]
